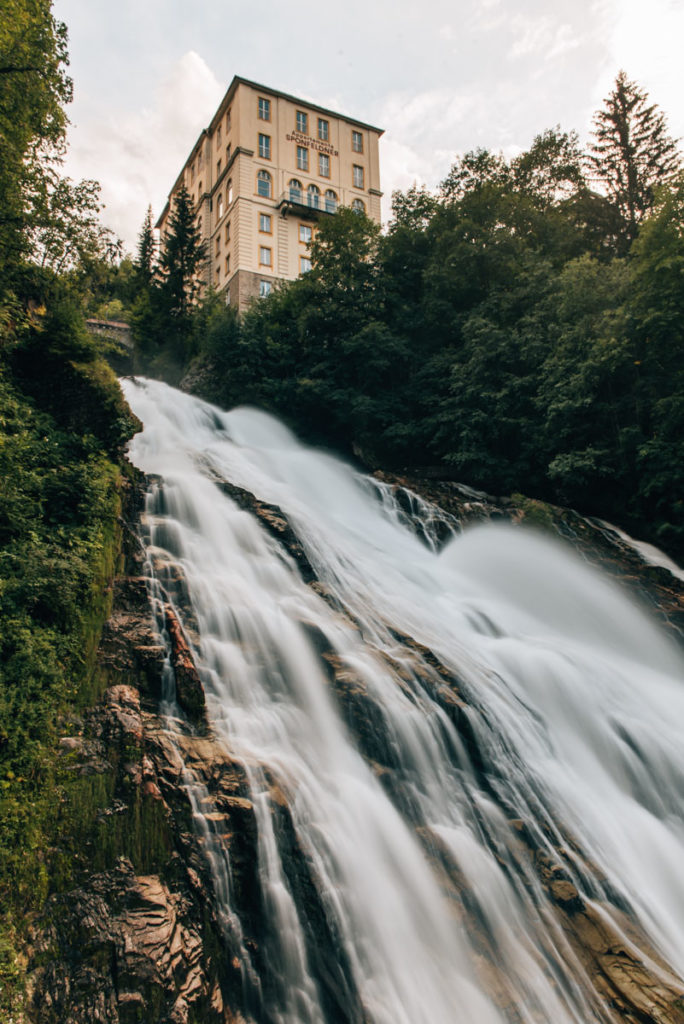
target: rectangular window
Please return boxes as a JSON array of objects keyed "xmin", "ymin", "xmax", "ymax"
[
  {"xmin": 225, "ymin": 254, "xmax": 231, "ymax": 274},
  {"xmin": 217, "ymin": 159, "xmax": 221, "ymax": 177},
  {"xmin": 216, "ymin": 235, "xmax": 221, "ymax": 254},
  {"xmin": 226, "ymin": 108, "xmax": 231, "ymax": 131},
  {"xmin": 297, "ymin": 146, "xmax": 308, "ymax": 171},
  {"xmin": 225, "ymin": 221, "xmax": 230, "ymax": 242},
  {"xmin": 259, "ymin": 246, "xmax": 272, "ymax": 266},
  {"xmin": 217, "ymin": 124, "xmax": 222, "ymax": 143},
  {"xmin": 259, "ymin": 280, "xmax": 272, "ymax": 297},
  {"xmin": 300, "ymin": 255, "xmax": 312, "ymax": 274},
  {"xmin": 226, "ymin": 143, "xmax": 231, "ymax": 162},
  {"xmin": 296, "ymin": 110, "xmax": 308, "ymax": 134},
  {"xmin": 299, "ymin": 224, "xmax": 312, "ymax": 244},
  {"xmin": 318, "ymin": 118, "xmax": 329, "ymax": 141},
  {"xmin": 352, "ymin": 130, "xmax": 363, "ymax": 153},
  {"xmin": 259, "ymin": 213, "xmax": 272, "ymax": 233},
  {"xmin": 258, "ymin": 97, "xmax": 271, "ymax": 121},
  {"xmin": 353, "ymin": 164, "xmax": 364, "ymax": 189},
  {"xmin": 215, "ymin": 265, "xmax": 220, "ymax": 282},
  {"xmin": 258, "ymin": 133, "xmax": 271, "ymax": 159},
  {"xmin": 318, "ymin": 153, "xmax": 330, "ymax": 177}
]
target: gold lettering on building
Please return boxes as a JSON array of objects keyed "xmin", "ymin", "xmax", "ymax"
[{"xmin": 286, "ymin": 130, "xmax": 339, "ymax": 157}]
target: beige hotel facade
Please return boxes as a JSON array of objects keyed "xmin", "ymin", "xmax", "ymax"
[{"xmin": 156, "ymin": 76, "xmax": 383, "ymax": 311}]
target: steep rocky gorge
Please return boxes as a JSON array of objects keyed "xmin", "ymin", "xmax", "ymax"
[{"xmin": 25, "ymin": 450, "xmax": 684, "ymax": 1024}]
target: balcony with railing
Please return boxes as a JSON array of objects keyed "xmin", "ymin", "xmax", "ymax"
[{"xmin": 277, "ymin": 186, "xmax": 338, "ymax": 218}]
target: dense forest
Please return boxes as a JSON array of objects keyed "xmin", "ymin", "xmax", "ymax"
[
  {"xmin": 113, "ymin": 73, "xmax": 684, "ymax": 561},
  {"xmin": 0, "ymin": 2, "xmax": 139, "ymax": 1012},
  {"xmin": 1, "ymin": 0, "xmax": 684, "ymax": 1013}
]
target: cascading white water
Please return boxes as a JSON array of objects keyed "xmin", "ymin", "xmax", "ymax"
[{"xmin": 123, "ymin": 377, "xmax": 684, "ymax": 1024}]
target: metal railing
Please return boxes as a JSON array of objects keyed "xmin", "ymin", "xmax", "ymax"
[{"xmin": 278, "ymin": 189, "xmax": 338, "ymax": 214}]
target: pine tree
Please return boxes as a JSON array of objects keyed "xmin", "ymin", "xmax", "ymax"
[
  {"xmin": 159, "ymin": 183, "xmax": 206, "ymax": 325},
  {"xmin": 135, "ymin": 204, "xmax": 157, "ymax": 287},
  {"xmin": 587, "ymin": 71, "xmax": 681, "ymax": 247}
]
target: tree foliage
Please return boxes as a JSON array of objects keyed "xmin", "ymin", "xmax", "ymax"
[
  {"xmin": 135, "ymin": 204, "xmax": 157, "ymax": 288},
  {"xmin": 587, "ymin": 70, "xmax": 681, "ymax": 247},
  {"xmin": 159, "ymin": 184, "xmax": 206, "ymax": 323},
  {"xmin": 28, "ymin": 172, "xmax": 121, "ymax": 272},
  {"xmin": 0, "ymin": 0, "xmax": 118, "ymax": 302},
  {"xmin": 128, "ymin": 191, "xmax": 206, "ymax": 367},
  {"xmin": 0, "ymin": 0, "xmax": 72, "ymax": 277}
]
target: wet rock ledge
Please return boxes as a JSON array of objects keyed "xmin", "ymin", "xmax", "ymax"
[{"xmin": 25, "ymin": 472, "xmax": 258, "ymax": 1024}]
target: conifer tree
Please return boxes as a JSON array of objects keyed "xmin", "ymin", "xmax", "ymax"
[
  {"xmin": 135, "ymin": 204, "xmax": 157, "ymax": 287},
  {"xmin": 159, "ymin": 183, "xmax": 206, "ymax": 325},
  {"xmin": 587, "ymin": 71, "xmax": 681, "ymax": 247}
]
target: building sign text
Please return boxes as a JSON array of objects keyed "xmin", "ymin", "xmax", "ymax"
[{"xmin": 286, "ymin": 130, "xmax": 338, "ymax": 156}]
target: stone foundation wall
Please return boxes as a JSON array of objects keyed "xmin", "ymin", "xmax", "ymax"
[{"xmin": 225, "ymin": 269, "xmax": 284, "ymax": 312}]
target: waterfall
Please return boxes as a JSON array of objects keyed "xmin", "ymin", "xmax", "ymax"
[{"xmin": 122, "ymin": 376, "xmax": 684, "ymax": 1024}]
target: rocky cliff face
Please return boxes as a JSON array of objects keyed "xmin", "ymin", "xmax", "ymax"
[
  {"xmin": 25, "ymin": 476, "xmax": 257, "ymax": 1024},
  {"xmin": 25, "ymin": 469, "xmax": 684, "ymax": 1024}
]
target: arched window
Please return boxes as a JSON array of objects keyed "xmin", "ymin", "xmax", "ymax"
[
  {"xmin": 257, "ymin": 170, "xmax": 272, "ymax": 198},
  {"xmin": 307, "ymin": 184, "xmax": 320, "ymax": 209},
  {"xmin": 351, "ymin": 198, "xmax": 365, "ymax": 215},
  {"xmin": 324, "ymin": 189, "xmax": 338, "ymax": 213},
  {"xmin": 227, "ymin": 179, "xmax": 233, "ymax": 205},
  {"xmin": 289, "ymin": 178, "xmax": 302, "ymax": 202}
]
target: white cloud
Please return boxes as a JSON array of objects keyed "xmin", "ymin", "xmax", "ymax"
[
  {"xmin": 509, "ymin": 15, "xmax": 555, "ymax": 58},
  {"xmin": 546, "ymin": 24, "xmax": 582, "ymax": 61},
  {"xmin": 379, "ymin": 89, "xmax": 477, "ymax": 149},
  {"xmin": 62, "ymin": 51, "xmax": 224, "ymax": 250},
  {"xmin": 508, "ymin": 15, "xmax": 580, "ymax": 61}
]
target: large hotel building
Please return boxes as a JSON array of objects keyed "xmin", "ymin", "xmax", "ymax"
[{"xmin": 156, "ymin": 76, "xmax": 383, "ymax": 311}]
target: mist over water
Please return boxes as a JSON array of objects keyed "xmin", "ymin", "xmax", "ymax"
[{"xmin": 123, "ymin": 377, "xmax": 684, "ymax": 1024}]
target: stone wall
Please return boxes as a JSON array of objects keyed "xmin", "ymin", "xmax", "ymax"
[{"xmin": 226, "ymin": 268, "xmax": 283, "ymax": 311}]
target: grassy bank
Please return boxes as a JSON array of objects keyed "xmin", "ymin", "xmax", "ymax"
[{"xmin": 0, "ymin": 287, "xmax": 140, "ymax": 1016}]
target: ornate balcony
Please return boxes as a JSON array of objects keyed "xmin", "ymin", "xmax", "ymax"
[{"xmin": 277, "ymin": 188, "xmax": 338, "ymax": 219}]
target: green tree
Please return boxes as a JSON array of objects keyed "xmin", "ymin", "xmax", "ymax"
[
  {"xmin": 77, "ymin": 255, "xmax": 138, "ymax": 320},
  {"xmin": 587, "ymin": 71, "xmax": 681, "ymax": 248},
  {"xmin": 511, "ymin": 127, "xmax": 586, "ymax": 208},
  {"xmin": 628, "ymin": 176, "xmax": 684, "ymax": 553},
  {"xmin": 440, "ymin": 147, "xmax": 510, "ymax": 203},
  {"xmin": 389, "ymin": 184, "xmax": 437, "ymax": 230},
  {"xmin": 0, "ymin": 0, "xmax": 72, "ymax": 274},
  {"xmin": 159, "ymin": 185, "xmax": 206, "ymax": 321},
  {"xmin": 135, "ymin": 204, "xmax": 157, "ymax": 288},
  {"xmin": 28, "ymin": 173, "xmax": 121, "ymax": 272},
  {"xmin": 0, "ymin": 0, "xmax": 120, "ymax": 330},
  {"xmin": 536, "ymin": 255, "xmax": 636, "ymax": 510}
]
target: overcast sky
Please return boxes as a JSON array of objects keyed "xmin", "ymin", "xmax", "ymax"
[{"xmin": 53, "ymin": 0, "xmax": 684, "ymax": 251}]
